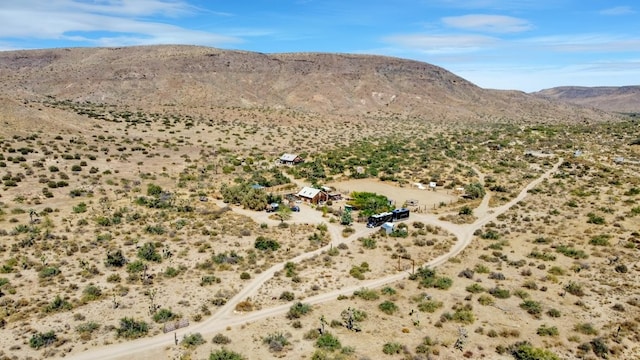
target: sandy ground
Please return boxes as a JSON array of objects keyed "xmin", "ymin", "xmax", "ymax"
[{"xmin": 328, "ymin": 178, "xmax": 459, "ymax": 211}]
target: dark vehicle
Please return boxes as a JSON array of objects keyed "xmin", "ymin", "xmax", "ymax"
[
  {"xmin": 392, "ymin": 208, "xmax": 410, "ymax": 221},
  {"xmin": 366, "ymin": 208, "xmax": 410, "ymax": 228},
  {"xmin": 366, "ymin": 211, "xmax": 393, "ymax": 228},
  {"xmin": 290, "ymin": 205, "xmax": 300, "ymax": 212}
]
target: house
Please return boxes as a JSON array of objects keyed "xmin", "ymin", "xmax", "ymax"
[
  {"xmin": 279, "ymin": 153, "xmax": 304, "ymax": 165},
  {"xmin": 297, "ymin": 186, "xmax": 328, "ymax": 204}
]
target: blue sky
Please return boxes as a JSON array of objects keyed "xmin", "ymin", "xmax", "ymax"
[{"xmin": 1, "ymin": 0, "xmax": 638, "ymax": 92}]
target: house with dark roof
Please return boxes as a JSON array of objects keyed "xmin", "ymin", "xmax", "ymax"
[{"xmin": 279, "ymin": 153, "xmax": 304, "ymax": 165}]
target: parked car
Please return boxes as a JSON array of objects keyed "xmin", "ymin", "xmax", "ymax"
[
  {"xmin": 266, "ymin": 203, "xmax": 279, "ymax": 212},
  {"xmin": 290, "ymin": 205, "xmax": 300, "ymax": 212}
]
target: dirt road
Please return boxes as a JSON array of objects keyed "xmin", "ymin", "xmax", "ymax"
[{"xmin": 67, "ymin": 158, "xmax": 562, "ymax": 360}]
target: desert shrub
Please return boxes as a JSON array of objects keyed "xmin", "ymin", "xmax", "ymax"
[
  {"xmin": 29, "ymin": 331, "xmax": 57, "ymax": 349},
  {"xmin": 478, "ymin": 295, "xmax": 495, "ymax": 306},
  {"xmin": 39, "ymin": 266, "xmax": 60, "ymax": 278},
  {"xmin": 590, "ymin": 337, "xmax": 609, "ymax": 358},
  {"xmin": 537, "ymin": 324, "xmax": 559, "ymax": 336},
  {"xmin": 489, "ymin": 287, "xmax": 511, "ymax": 299},
  {"xmin": 279, "ymin": 291, "xmax": 295, "ymax": 301},
  {"xmin": 520, "ymin": 300, "xmax": 542, "ymax": 317},
  {"xmin": 263, "ymin": 332, "xmax": 289, "ymax": 352},
  {"xmin": 378, "ymin": 300, "xmax": 398, "ymax": 315},
  {"xmin": 359, "ymin": 237, "xmax": 377, "ymax": 249},
  {"xmin": 212, "ymin": 333, "xmax": 232, "ymax": 344},
  {"xmin": 316, "ymin": 332, "xmax": 341, "ymax": 351},
  {"xmin": 82, "ymin": 285, "xmax": 103, "ymax": 302},
  {"xmin": 589, "ymin": 234, "xmax": 611, "ymax": 246},
  {"xmin": 587, "ymin": 212, "xmax": 605, "ymax": 225},
  {"xmin": 381, "ymin": 286, "xmax": 396, "ymax": 295},
  {"xmin": 382, "ymin": 342, "xmax": 403, "ymax": 355},
  {"xmin": 209, "ymin": 349, "xmax": 245, "ymax": 360},
  {"xmin": 466, "ymin": 283, "xmax": 485, "ymax": 293},
  {"xmin": 116, "ymin": 317, "xmax": 148, "ymax": 339},
  {"xmin": 137, "ymin": 242, "xmax": 162, "ymax": 262},
  {"xmin": 287, "ymin": 302, "xmax": 312, "ymax": 319},
  {"xmin": 181, "ymin": 333, "xmax": 205, "ymax": 348},
  {"xmin": 240, "ymin": 272, "xmax": 250, "ymax": 280},
  {"xmin": 353, "ymin": 288, "xmax": 379, "ymax": 301},
  {"xmin": 76, "ymin": 321, "xmax": 100, "ymax": 338},
  {"xmin": 546, "ymin": 308, "xmax": 561, "ymax": 318},
  {"xmin": 418, "ymin": 300, "xmax": 443, "ymax": 313},
  {"xmin": 153, "ymin": 308, "xmax": 176, "ymax": 323},
  {"xmin": 255, "ymin": 236, "xmax": 280, "ymax": 251},
  {"xmin": 564, "ymin": 281, "xmax": 585, "ymax": 297},
  {"xmin": 509, "ymin": 341, "xmax": 560, "ymax": 360},
  {"xmin": 127, "ymin": 260, "xmax": 145, "ymax": 273},
  {"xmin": 44, "ymin": 295, "xmax": 72, "ymax": 313},
  {"xmin": 556, "ymin": 245, "xmax": 588, "ymax": 259},
  {"xmin": 574, "ymin": 323, "xmax": 598, "ymax": 335}
]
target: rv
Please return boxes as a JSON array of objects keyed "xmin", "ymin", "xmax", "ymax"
[
  {"xmin": 392, "ymin": 208, "xmax": 410, "ymax": 221},
  {"xmin": 366, "ymin": 212, "xmax": 393, "ymax": 228}
]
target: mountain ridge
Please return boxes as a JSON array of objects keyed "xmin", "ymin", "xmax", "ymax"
[
  {"xmin": 532, "ymin": 85, "xmax": 640, "ymax": 113},
  {"xmin": 0, "ymin": 45, "xmax": 620, "ymax": 130}
]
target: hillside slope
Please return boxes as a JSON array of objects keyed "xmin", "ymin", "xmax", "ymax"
[
  {"xmin": 533, "ymin": 86, "xmax": 640, "ymax": 113},
  {"xmin": 0, "ymin": 45, "xmax": 616, "ymax": 128}
]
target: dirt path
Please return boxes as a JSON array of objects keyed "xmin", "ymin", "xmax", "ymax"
[{"xmin": 66, "ymin": 158, "xmax": 562, "ymax": 360}]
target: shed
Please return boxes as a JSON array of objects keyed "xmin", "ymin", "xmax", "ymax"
[
  {"xmin": 297, "ymin": 186, "xmax": 328, "ymax": 204},
  {"xmin": 381, "ymin": 222, "xmax": 394, "ymax": 234},
  {"xmin": 280, "ymin": 153, "xmax": 304, "ymax": 165}
]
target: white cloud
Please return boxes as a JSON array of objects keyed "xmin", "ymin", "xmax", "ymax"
[
  {"xmin": 383, "ymin": 34, "xmax": 498, "ymax": 54},
  {"xmin": 599, "ymin": 6, "xmax": 635, "ymax": 15},
  {"xmin": 0, "ymin": 1, "xmax": 240, "ymax": 47},
  {"xmin": 527, "ymin": 34, "xmax": 640, "ymax": 52},
  {"xmin": 442, "ymin": 14, "xmax": 532, "ymax": 33}
]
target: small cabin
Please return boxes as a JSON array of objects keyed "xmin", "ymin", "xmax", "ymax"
[
  {"xmin": 280, "ymin": 153, "xmax": 304, "ymax": 165},
  {"xmin": 297, "ymin": 187, "xmax": 328, "ymax": 204}
]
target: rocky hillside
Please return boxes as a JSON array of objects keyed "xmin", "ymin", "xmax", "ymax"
[
  {"xmin": 533, "ymin": 86, "xmax": 640, "ymax": 113},
  {"xmin": 0, "ymin": 45, "xmax": 617, "ymax": 129}
]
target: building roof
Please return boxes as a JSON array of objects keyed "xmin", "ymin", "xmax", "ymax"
[
  {"xmin": 297, "ymin": 186, "xmax": 322, "ymax": 199},
  {"xmin": 280, "ymin": 153, "xmax": 299, "ymax": 162}
]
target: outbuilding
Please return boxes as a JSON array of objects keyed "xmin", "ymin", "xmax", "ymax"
[{"xmin": 381, "ymin": 222, "xmax": 394, "ymax": 234}]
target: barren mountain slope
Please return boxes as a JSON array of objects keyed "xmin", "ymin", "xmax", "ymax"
[
  {"xmin": 533, "ymin": 86, "xmax": 640, "ymax": 113},
  {"xmin": 0, "ymin": 45, "xmax": 617, "ymax": 126}
]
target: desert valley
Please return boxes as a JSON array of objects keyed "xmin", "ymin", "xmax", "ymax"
[{"xmin": 0, "ymin": 46, "xmax": 638, "ymax": 360}]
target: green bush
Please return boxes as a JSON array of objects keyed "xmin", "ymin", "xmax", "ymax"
[
  {"xmin": 509, "ymin": 341, "xmax": 560, "ymax": 360},
  {"xmin": 153, "ymin": 308, "xmax": 176, "ymax": 323},
  {"xmin": 116, "ymin": 317, "xmax": 148, "ymax": 339},
  {"xmin": 536, "ymin": 324, "xmax": 559, "ymax": 336},
  {"xmin": 287, "ymin": 302, "xmax": 312, "ymax": 319},
  {"xmin": 209, "ymin": 349, "xmax": 245, "ymax": 360},
  {"xmin": 29, "ymin": 331, "xmax": 57, "ymax": 349},
  {"xmin": 353, "ymin": 288, "xmax": 379, "ymax": 301},
  {"xmin": 378, "ymin": 300, "xmax": 398, "ymax": 315},
  {"xmin": 181, "ymin": 333, "xmax": 205, "ymax": 348},
  {"xmin": 138, "ymin": 242, "xmax": 162, "ymax": 262},
  {"xmin": 316, "ymin": 332, "xmax": 341, "ymax": 351},
  {"xmin": 255, "ymin": 236, "xmax": 280, "ymax": 251},
  {"xmin": 263, "ymin": 332, "xmax": 289, "ymax": 352},
  {"xmin": 44, "ymin": 295, "xmax": 72, "ymax": 313},
  {"xmin": 417, "ymin": 300, "xmax": 443, "ymax": 313},
  {"xmin": 382, "ymin": 342, "xmax": 403, "ymax": 355}
]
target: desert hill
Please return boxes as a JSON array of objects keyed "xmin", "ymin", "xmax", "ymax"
[
  {"xmin": 0, "ymin": 45, "xmax": 617, "ymax": 128},
  {"xmin": 533, "ymin": 85, "xmax": 640, "ymax": 113}
]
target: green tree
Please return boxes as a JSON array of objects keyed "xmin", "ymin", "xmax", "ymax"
[
  {"xmin": 340, "ymin": 210, "xmax": 352, "ymax": 225},
  {"xmin": 277, "ymin": 205, "xmax": 292, "ymax": 223},
  {"xmin": 464, "ymin": 182, "xmax": 485, "ymax": 199}
]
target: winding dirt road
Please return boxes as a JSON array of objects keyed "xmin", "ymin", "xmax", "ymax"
[{"xmin": 67, "ymin": 158, "xmax": 562, "ymax": 360}]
